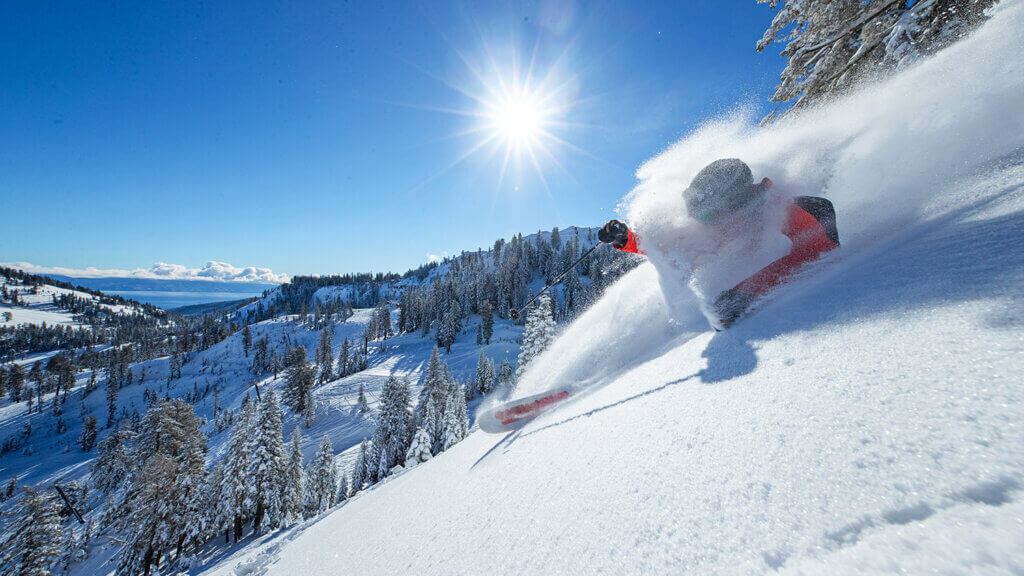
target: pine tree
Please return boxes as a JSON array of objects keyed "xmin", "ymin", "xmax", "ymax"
[
  {"xmin": 351, "ymin": 439, "xmax": 369, "ymax": 494},
  {"xmin": 516, "ymin": 294, "xmax": 557, "ymax": 379},
  {"xmin": 78, "ymin": 415, "xmax": 97, "ymax": 451},
  {"xmin": 316, "ymin": 328, "xmax": 333, "ymax": 384},
  {"xmin": 417, "ymin": 348, "xmax": 449, "ymax": 452},
  {"xmin": 250, "ymin": 389, "xmax": 286, "ymax": 533},
  {"xmin": 337, "ymin": 338, "xmax": 351, "ymax": 378},
  {"xmin": 375, "ymin": 299, "xmax": 393, "ymax": 340},
  {"xmin": 443, "ymin": 380, "xmax": 469, "ymax": 450},
  {"xmin": 28, "ymin": 362, "xmax": 44, "ymax": 396},
  {"xmin": 756, "ymin": 0, "xmax": 996, "ymax": 110},
  {"xmin": 7, "ymin": 364, "xmax": 25, "ymax": 403},
  {"xmin": 305, "ymin": 436, "xmax": 336, "ymax": 517},
  {"xmin": 481, "ymin": 301, "xmax": 494, "ymax": 344},
  {"xmin": 105, "ymin": 375, "xmax": 117, "ymax": 429},
  {"xmin": 497, "ymin": 358, "xmax": 514, "ymax": 387},
  {"xmin": 437, "ymin": 308, "xmax": 460, "ymax": 353},
  {"xmin": 242, "ymin": 323, "xmax": 252, "ymax": 358},
  {"xmin": 404, "ymin": 427, "xmax": 433, "ymax": 467},
  {"xmin": 356, "ymin": 383, "xmax": 369, "ymax": 413},
  {"xmin": 282, "ymin": 427, "xmax": 304, "ymax": 526},
  {"xmin": 0, "ymin": 487, "xmax": 63, "ymax": 576},
  {"xmin": 58, "ymin": 525, "xmax": 76, "ymax": 573},
  {"xmin": 204, "ymin": 460, "xmax": 227, "ymax": 544},
  {"xmin": 220, "ymin": 398, "xmax": 256, "ymax": 542},
  {"xmin": 370, "ymin": 376, "xmax": 412, "ymax": 478},
  {"xmin": 474, "ymin": 350, "xmax": 496, "ymax": 396},
  {"xmin": 337, "ymin": 474, "xmax": 349, "ymax": 502},
  {"xmin": 115, "ymin": 400, "xmax": 207, "ymax": 576},
  {"xmin": 281, "ymin": 346, "xmax": 316, "ymax": 425},
  {"xmin": 92, "ymin": 424, "xmax": 133, "ymax": 500}
]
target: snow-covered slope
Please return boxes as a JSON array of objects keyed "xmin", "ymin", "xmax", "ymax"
[
  {"xmin": 199, "ymin": 3, "xmax": 1024, "ymax": 574},
  {"xmin": 0, "ymin": 276, "xmax": 154, "ymax": 330}
]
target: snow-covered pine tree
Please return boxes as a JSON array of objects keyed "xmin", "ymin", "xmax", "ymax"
[
  {"xmin": 281, "ymin": 427, "xmax": 304, "ymax": 526},
  {"xmin": 76, "ymin": 518, "xmax": 94, "ymax": 562},
  {"xmin": 481, "ymin": 300, "xmax": 494, "ymax": 344},
  {"xmin": 404, "ymin": 427, "xmax": 433, "ymax": 467},
  {"xmin": 337, "ymin": 474, "xmax": 349, "ymax": 502},
  {"xmin": 421, "ymin": 351, "xmax": 452, "ymax": 453},
  {"xmin": 370, "ymin": 376, "xmax": 412, "ymax": 478},
  {"xmin": 756, "ymin": 0, "xmax": 996, "ymax": 110},
  {"xmin": 337, "ymin": 338, "xmax": 350, "ymax": 378},
  {"xmin": 0, "ymin": 487, "xmax": 63, "ymax": 576},
  {"xmin": 375, "ymin": 444, "xmax": 390, "ymax": 481},
  {"xmin": 78, "ymin": 414, "xmax": 98, "ymax": 451},
  {"xmin": 7, "ymin": 364, "xmax": 24, "ymax": 403},
  {"xmin": 242, "ymin": 323, "xmax": 252, "ymax": 358},
  {"xmin": 58, "ymin": 525, "xmax": 77, "ymax": 573},
  {"xmin": 416, "ymin": 347, "xmax": 445, "ymax": 423},
  {"xmin": 516, "ymin": 293, "xmax": 557, "ymax": 379},
  {"xmin": 443, "ymin": 379, "xmax": 469, "ymax": 450},
  {"xmin": 375, "ymin": 299, "xmax": 393, "ymax": 340},
  {"xmin": 474, "ymin": 350, "xmax": 496, "ymax": 396},
  {"xmin": 91, "ymin": 424, "xmax": 133, "ymax": 520},
  {"xmin": 205, "ymin": 460, "xmax": 229, "ymax": 544},
  {"xmin": 220, "ymin": 398, "xmax": 256, "ymax": 542},
  {"xmin": 356, "ymin": 383, "xmax": 370, "ymax": 413},
  {"xmin": 304, "ymin": 436, "xmax": 337, "ymax": 517},
  {"xmin": 436, "ymin": 306, "xmax": 460, "ymax": 353},
  {"xmin": 497, "ymin": 358, "xmax": 514, "ymax": 387},
  {"xmin": 115, "ymin": 399, "xmax": 207, "ymax": 576},
  {"xmin": 316, "ymin": 328, "xmax": 333, "ymax": 384},
  {"xmin": 282, "ymin": 346, "xmax": 316, "ymax": 426},
  {"xmin": 250, "ymin": 389, "xmax": 286, "ymax": 533},
  {"xmin": 105, "ymin": 374, "xmax": 117, "ymax": 428},
  {"xmin": 351, "ymin": 439, "xmax": 368, "ymax": 494}
]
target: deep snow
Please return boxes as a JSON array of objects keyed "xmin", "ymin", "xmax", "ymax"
[{"xmin": 198, "ymin": 3, "xmax": 1024, "ymax": 574}]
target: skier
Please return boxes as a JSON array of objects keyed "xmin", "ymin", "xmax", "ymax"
[{"xmin": 599, "ymin": 158, "xmax": 839, "ymax": 327}]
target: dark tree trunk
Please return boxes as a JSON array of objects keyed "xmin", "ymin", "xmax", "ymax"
[{"xmin": 253, "ymin": 500, "xmax": 265, "ymax": 534}]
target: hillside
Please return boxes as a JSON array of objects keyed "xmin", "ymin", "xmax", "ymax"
[
  {"xmin": 1, "ymin": 216, "xmax": 626, "ymax": 575},
  {"xmin": 192, "ymin": 3, "xmax": 1024, "ymax": 574}
]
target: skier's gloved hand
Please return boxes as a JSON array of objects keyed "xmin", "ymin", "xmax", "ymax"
[
  {"xmin": 713, "ymin": 289, "xmax": 751, "ymax": 328},
  {"xmin": 599, "ymin": 220, "xmax": 631, "ymax": 249}
]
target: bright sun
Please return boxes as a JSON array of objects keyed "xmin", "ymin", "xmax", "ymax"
[
  {"xmin": 490, "ymin": 93, "xmax": 545, "ymax": 147},
  {"xmin": 473, "ymin": 78, "xmax": 570, "ymax": 191},
  {"xmin": 403, "ymin": 37, "xmax": 588, "ymax": 194}
]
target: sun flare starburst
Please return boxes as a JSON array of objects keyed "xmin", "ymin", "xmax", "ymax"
[
  {"xmin": 486, "ymin": 90, "xmax": 548, "ymax": 150},
  {"xmin": 393, "ymin": 32, "xmax": 595, "ymax": 197}
]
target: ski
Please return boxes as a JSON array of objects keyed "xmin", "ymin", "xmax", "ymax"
[{"xmin": 477, "ymin": 385, "xmax": 576, "ymax": 434}]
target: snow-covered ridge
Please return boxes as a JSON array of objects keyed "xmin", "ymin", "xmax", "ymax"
[
  {"xmin": 234, "ymin": 225, "xmax": 600, "ymax": 319},
  {"xmin": 0, "ymin": 279, "xmax": 153, "ymax": 330}
]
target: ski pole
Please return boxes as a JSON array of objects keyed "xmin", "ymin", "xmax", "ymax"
[{"xmin": 510, "ymin": 244, "xmax": 600, "ymax": 320}]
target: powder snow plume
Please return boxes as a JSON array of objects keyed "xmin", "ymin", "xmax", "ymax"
[{"xmin": 511, "ymin": 0, "xmax": 1024, "ymax": 399}]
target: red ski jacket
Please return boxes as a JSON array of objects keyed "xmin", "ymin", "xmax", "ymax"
[{"xmin": 615, "ymin": 196, "xmax": 839, "ymax": 299}]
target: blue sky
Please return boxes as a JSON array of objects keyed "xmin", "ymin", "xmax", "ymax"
[{"xmin": 0, "ymin": 0, "xmax": 786, "ymax": 278}]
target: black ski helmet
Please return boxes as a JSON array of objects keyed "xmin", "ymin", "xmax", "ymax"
[{"xmin": 683, "ymin": 158, "xmax": 764, "ymax": 223}]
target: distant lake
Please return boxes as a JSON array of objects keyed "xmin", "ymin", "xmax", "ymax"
[
  {"xmin": 105, "ymin": 290, "xmax": 265, "ymax": 310},
  {"xmin": 49, "ymin": 276, "xmax": 280, "ymax": 310}
]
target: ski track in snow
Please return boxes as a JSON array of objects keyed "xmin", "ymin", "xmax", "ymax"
[{"xmin": 200, "ymin": 3, "xmax": 1024, "ymax": 574}]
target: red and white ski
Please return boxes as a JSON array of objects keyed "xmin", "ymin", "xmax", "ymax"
[{"xmin": 477, "ymin": 386, "xmax": 575, "ymax": 434}]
